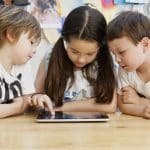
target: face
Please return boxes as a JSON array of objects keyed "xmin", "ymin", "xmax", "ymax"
[
  {"xmin": 11, "ymin": 32, "xmax": 38, "ymax": 65},
  {"xmin": 65, "ymin": 38, "xmax": 99, "ymax": 69},
  {"xmin": 3, "ymin": 0, "xmax": 12, "ymax": 5},
  {"xmin": 108, "ymin": 36, "xmax": 146, "ymax": 72}
]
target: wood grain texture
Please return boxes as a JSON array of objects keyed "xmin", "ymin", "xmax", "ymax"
[{"xmin": 0, "ymin": 112, "xmax": 150, "ymax": 150}]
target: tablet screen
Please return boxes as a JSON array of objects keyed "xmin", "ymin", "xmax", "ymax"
[{"xmin": 36, "ymin": 109, "xmax": 109, "ymax": 122}]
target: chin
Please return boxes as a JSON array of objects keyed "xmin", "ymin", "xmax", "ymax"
[
  {"xmin": 124, "ymin": 67, "xmax": 135, "ymax": 72},
  {"xmin": 19, "ymin": 60, "xmax": 28, "ymax": 65}
]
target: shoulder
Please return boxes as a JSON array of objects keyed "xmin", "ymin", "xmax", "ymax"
[
  {"xmin": 117, "ymin": 67, "xmax": 136, "ymax": 90},
  {"xmin": 12, "ymin": 61, "xmax": 32, "ymax": 74},
  {"xmin": 118, "ymin": 67, "xmax": 136, "ymax": 79}
]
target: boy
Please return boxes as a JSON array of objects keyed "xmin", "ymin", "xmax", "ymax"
[
  {"xmin": 107, "ymin": 11, "xmax": 150, "ymax": 119},
  {"xmin": 0, "ymin": 6, "xmax": 55, "ymax": 118}
]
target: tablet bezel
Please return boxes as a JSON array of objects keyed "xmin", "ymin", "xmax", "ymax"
[{"xmin": 36, "ymin": 110, "xmax": 109, "ymax": 123}]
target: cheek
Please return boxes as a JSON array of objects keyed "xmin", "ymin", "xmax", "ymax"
[
  {"xmin": 66, "ymin": 52, "xmax": 76, "ymax": 61},
  {"xmin": 127, "ymin": 53, "xmax": 143, "ymax": 67},
  {"xmin": 88, "ymin": 56, "xmax": 97, "ymax": 63}
]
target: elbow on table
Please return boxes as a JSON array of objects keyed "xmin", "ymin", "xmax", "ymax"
[
  {"xmin": 99, "ymin": 99, "xmax": 117, "ymax": 113},
  {"xmin": 117, "ymin": 102, "xmax": 129, "ymax": 115},
  {"xmin": 107, "ymin": 101, "xmax": 117, "ymax": 113}
]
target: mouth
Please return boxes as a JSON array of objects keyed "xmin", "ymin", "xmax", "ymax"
[
  {"xmin": 75, "ymin": 64, "xmax": 86, "ymax": 68},
  {"xmin": 28, "ymin": 56, "xmax": 33, "ymax": 59},
  {"xmin": 121, "ymin": 65, "xmax": 126, "ymax": 68},
  {"xmin": 120, "ymin": 64, "xmax": 127, "ymax": 68}
]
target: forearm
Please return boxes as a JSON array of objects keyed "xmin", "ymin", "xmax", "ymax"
[
  {"xmin": 0, "ymin": 102, "xmax": 20, "ymax": 118},
  {"xmin": 55, "ymin": 98, "xmax": 116, "ymax": 113},
  {"xmin": 118, "ymin": 100, "xmax": 145, "ymax": 117},
  {"xmin": 0, "ymin": 97, "xmax": 28, "ymax": 118},
  {"xmin": 138, "ymin": 97, "xmax": 150, "ymax": 106}
]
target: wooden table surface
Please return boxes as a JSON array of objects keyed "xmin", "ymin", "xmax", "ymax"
[{"xmin": 0, "ymin": 111, "xmax": 150, "ymax": 150}]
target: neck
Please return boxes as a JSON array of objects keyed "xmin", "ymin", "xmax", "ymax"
[
  {"xmin": 136, "ymin": 56, "xmax": 150, "ymax": 82},
  {"xmin": 137, "ymin": 56, "xmax": 150, "ymax": 74},
  {"xmin": 0, "ymin": 47, "xmax": 13, "ymax": 73}
]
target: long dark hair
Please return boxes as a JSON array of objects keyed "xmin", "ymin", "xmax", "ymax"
[{"xmin": 45, "ymin": 6, "xmax": 115, "ymax": 106}]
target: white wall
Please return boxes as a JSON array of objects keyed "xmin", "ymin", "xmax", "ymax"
[{"xmin": 30, "ymin": 38, "xmax": 52, "ymax": 81}]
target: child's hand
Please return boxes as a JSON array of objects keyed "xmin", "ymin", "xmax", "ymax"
[
  {"xmin": 143, "ymin": 105, "xmax": 150, "ymax": 119},
  {"xmin": 121, "ymin": 86, "xmax": 140, "ymax": 104},
  {"xmin": 28, "ymin": 94, "xmax": 55, "ymax": 115}
]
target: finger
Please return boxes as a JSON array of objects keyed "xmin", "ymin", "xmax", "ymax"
[
  {"xmin": 144, "ymin": 112, "xmax": 150, "ymax": 119},
  {"xmin": 122, "ymin": 95, "xmax": 132, "ymax": 104},
  {"xmin": 121, "ymin": 86, "xmax": 130, "ymax": 92},
  {"xmin": 43, "ymin": 96, "xmax": 55, "ymax": 115},
  {"xmin": 46, "ymin": 101, "xmax": 55, "ymax": 116},
  {"xmin": 37, "ymin": 98, "xmax": 45, "ymax": 109},
  {"xmin": 122, "ymin": 88, "xmax": 129, "ymax": 95},
  {"xmin": 146, "ymin": 107, "xmax": 150, "ymax": 113},
  {"xmin": 32, "ymin": 96, "xmax": 38, "ymax": 106},
  {"xmin": 24, "ymin": 96, "xmax": 33, "ymax": 106}
]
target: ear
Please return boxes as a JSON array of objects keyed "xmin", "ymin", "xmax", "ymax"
[
  {"xmin": 141, "ymin": 37, "xmax": 150, "ymax": 52},
  {"xmin": 141, "ymin": 37, "xmax": 150, "ymax": 51},
  {"xmin": 6, "ymin": 29, "xmax": 15, "ymax": 43}
]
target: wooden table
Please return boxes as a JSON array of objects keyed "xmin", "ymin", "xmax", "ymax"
[{"xmin": 0, "ymin": 111, "xmax": 150, "ymax": 150}]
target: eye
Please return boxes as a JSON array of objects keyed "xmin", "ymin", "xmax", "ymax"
[
  {"xmin": 71, "ymin": 50, "xmax": 79, "ymax": 54},
  {"xmin": 87, "ymin": 53, "xmax": 93, "ymax": 56},
  {"xmin": 31, "ymin": 41, "xmax": 34, "ymax": 45},
  {"xmin": 119, "ymin": 51, "xmax": 125, "ymax": 55}
]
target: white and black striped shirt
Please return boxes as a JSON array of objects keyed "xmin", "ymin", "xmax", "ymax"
[{"xmin": 0, "ymin": 62, "xmax": 35, "ymax": 103}]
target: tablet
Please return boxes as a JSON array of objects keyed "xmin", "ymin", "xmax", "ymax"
[{"xmin": 36, "ymin": 109, "xmax": 109, "ymax": 123}]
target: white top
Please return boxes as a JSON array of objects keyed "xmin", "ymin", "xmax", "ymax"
[
  {"xmin": 45, "ymin": 50, "xmax": 94, "ymax": 102},
  {"xmin": 0, "ymin": 62, "xmax": 35, "ymax": 103},
  {"xmin": 117, "ymin": 67, "xmax": 150, "ymax": 98},
  {"xmin": 64, "ymin": 70, "xmax": 94, "ymax": 101}
]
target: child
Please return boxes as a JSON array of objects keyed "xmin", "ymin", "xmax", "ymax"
[
  {"xmin": 0, "ymin": 5, "xmax": 42, "ymax": 118},
  {"xmin": 0, "ymin": 0, "xmax": 12, "ymax": 5},
  {"xmin": 107, "ymin": 11, "xmax": 150, "ymax": 118},
  {"xmin": 0, "ymin": 0, "xmax": 30, "ymax": 5},
  {"xmin": 34, "ymin": 6, "xmax": 117, "ymax": 113}
]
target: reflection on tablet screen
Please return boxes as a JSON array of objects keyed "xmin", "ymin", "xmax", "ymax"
[{"xmin": 36, "ymin": 109, "xmax": 109, "ymax": 122}]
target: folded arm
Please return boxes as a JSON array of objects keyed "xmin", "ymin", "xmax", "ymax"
[
  {"xmin": 55, "ymin": 90, "xmax": 117, "ymax": 113},
  {"xmin": 118, "ymin": 94, "xmax": 150, "ymax": 119}
]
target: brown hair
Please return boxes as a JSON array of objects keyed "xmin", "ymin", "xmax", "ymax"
[
  {"xmin": 107, "ymin": 11, "xmax": 150, "ymax": 45},
  {"xmin": 0, "ymin": 5, "xmax": 41, "ymax": 47}
]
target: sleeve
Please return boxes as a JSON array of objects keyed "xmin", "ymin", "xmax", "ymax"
[
  {"xmin": 20, "ymin": 62, "xmax": 35, "ymax": 95},
  {"xmin": 117, "ymin": 67, "xmax": 130, "ymax": 95}
]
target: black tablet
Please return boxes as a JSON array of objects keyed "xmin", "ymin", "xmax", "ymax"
[{"xmin": 36, "ymin": 109, "xmax": 109, "ymax": 123}]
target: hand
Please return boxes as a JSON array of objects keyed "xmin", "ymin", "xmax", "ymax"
[
  {"xmin": 28, "ymin": 94, "xmax": 55, "ymax": 115},
  {"xmin": 54, "ymin": 106, "xmax": 62, "ymax": 112},
  {"xmin": 3, "ymin": 0, "xmax": 12, "ymax": 5},
  {"xmin": 143, "ymin": 105, "xmax": 150, "ymax": 119},
  {"xmin": 121, "ymin": 86, "xmax": 140, "ymax": 104}
]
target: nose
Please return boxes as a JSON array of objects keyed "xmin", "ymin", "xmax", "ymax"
[
  {"xmin": 77, "ymin": 55, "xmax": 87, "ymax": 64},
  {"xmin": 115, "ymin": 54, "xmax": 121, "ymax": 63},
  {"xmin": 32, "ymin": 48, "xmax": 36, "ymax": 54}
]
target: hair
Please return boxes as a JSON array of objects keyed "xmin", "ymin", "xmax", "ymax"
[
  {"xmin": 107, "ymin": 11, "xmax": 150, "ymax": 45},
  {"xmin": 45, "ymin": 6, "xmax": 115, "ymax": 106},
  {"xmin": 0, "ymin": 5, "xmax": 41, "ymax": 48}
]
